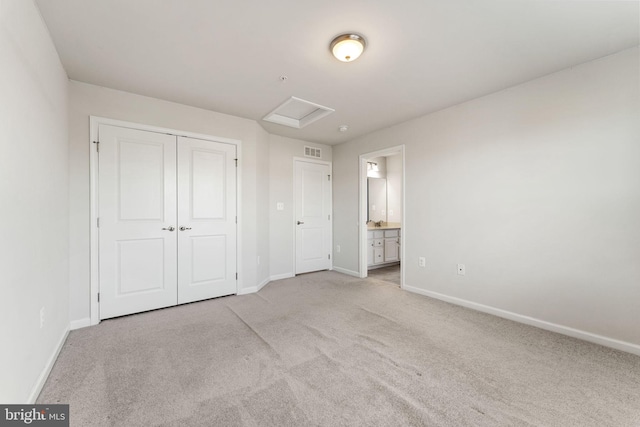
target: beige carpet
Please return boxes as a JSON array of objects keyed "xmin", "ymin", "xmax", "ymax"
[
  {"xmin": 38, "ymin": 271, "xmax": 640, "ymax": 426},
  {"xmin": 367, "ymin": 264, "xmax": 401, "ymax": 286}
]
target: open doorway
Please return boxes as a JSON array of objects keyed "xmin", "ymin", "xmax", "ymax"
[{"xmin": 359, "ymin": 146, "xmax": 405, "ymax": 288}]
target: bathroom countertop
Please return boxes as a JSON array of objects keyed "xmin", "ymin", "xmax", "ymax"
[{"xmin": 367, "ymin": 223, "xmax": 401, "ymax": 231}]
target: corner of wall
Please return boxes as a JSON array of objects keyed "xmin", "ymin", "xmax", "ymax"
[{"xmin": 1, "ymin": 0, "xmax": 71, "ymax": 402}]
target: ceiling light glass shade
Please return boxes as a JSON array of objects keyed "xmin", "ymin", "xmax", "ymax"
[{"xmin": 330, "ymin": 34, "xmax": 366, "ymax": 62}]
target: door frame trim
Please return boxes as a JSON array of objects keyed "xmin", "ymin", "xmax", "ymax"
[
  {"xmin": 292, "ymin": 157, "xmax": 333, "ymax": 275},
  {"xmin": 89, "ymin": 116, "xmax": 242, "ymax": 326},
  {"xmin": 358, "ymin": 145, "xmax": 406, "ymax": 286}
]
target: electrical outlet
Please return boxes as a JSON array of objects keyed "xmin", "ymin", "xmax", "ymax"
[
  {"xmin": 418, "ymin": 257, "xmax": 426, "ymax": 267},
  {"xmin": 40, "ymin": 307, "xmax": 45, "ymax": 328},
  {"xmin": 276, "ymin": 202, "xmax": 284, "ymax": 211},
  {"xmin": 457, "ymin": 264, "xmax": 466, "ymax": 275},
  {"xmin": 336, "ymin": 245, "xmax": 341, "ymax": 253}
]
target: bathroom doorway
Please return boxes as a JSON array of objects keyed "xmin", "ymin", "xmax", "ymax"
[{"xmin": 358, "ymin": 146, "xmax": 405, "ymax": 288}]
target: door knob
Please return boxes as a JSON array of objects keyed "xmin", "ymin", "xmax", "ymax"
[
  {"xmin": 162, "ymin": 226, "xmax": 175, "ymax": 232},
  {"xmin": 297, "ymin": 221, "xmax": 304, "ymax": 225},
  {"xmin": 179, "ymin": 226, "xmax": 192, "ymax": 231}
]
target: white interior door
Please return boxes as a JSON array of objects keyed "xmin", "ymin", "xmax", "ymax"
[
  {"xmin": 295, "ymin": 160, "xmax": 331, "ymax": 274},
  {"xmin": 98, "ymin": 125, "xmax": 178, "ymax": 319},
  {"xmin": 177, "ymin": 137, "xmax": 237, "ymax": 303}
]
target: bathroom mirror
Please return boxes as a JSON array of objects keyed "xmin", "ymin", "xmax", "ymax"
[{"xmin": 367, "ymin": 178, "xmax": 387, "ymax": 223}]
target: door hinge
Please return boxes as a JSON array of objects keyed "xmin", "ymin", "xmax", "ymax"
[
  {"xmin": 97, "ymin": 292, "xmax": 100, "ymax": 302},
  {"xmin": 236, "ymin": 273, "xmax": 238, "ymax": 280},
  {"xmin": 97, "ymin": 217, "xmax": 100, "ymax": 228},
  {"xmin": 93, "ymin": 140, "xmax": 99, "ymax": 152},
  {"xmin": 234, "ymin": 158, "xmax": 238, "ymax": 167},
  {"xmin": 328, "ymin": 214, "xmax": 330, "ymax": 220},
  {"xmin": 328, "ymin": 254, "xmax": 331, "ymax": 260},
  {"xmin": 328, "ymin": 174, "xmax": 331, "ymax": 181},
  {"xmin": 235, "ymin": 216, "xmax": 237, "ymax": 224}
]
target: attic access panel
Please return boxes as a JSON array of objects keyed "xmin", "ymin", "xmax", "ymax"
[{"xmin": 263, "ymin": 96, "xmax": 335, "ymax": 129}]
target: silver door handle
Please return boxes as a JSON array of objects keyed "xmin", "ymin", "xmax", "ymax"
[
  {"xmin": 162, "ymin": 226, "xmax": 175, "ymax": 231},
  {"xmin": 297, "ymin": 221, "xmax": 304, "ymax": 225},
  {"xmin": 179, "ymin": 226, "xmax": 192, "ymax": 231}
]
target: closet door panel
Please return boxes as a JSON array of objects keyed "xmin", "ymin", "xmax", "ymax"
[
  {"xmin": 98, "ymin": 125, "xmax": 178, "ymax": 319},
  {"xmin": 177, "ymin": 136, "xmax": 237, "ymax": 304}
]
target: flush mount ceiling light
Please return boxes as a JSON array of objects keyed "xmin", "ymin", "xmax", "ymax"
[{"xmin": 330, "ymin": 33, "xmax": 366, "ymax": 62}]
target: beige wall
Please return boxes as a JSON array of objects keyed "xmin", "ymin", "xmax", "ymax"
[
  {"xmin": 333, "ymin": 47, "xmax": 640, "ymax": 348},
  {"xmin": 0, "ymin": 0, "xmax": 69, "ymax": 402},
  {"xmin": 255, "ymin": 127, "xmax": 271, "ymax": 288},
  {"xmin": 68, "ymin": 81, "xmax": 270, "ymax": 323},
  {"xmin": 386, "ymin": 154, "xmax": 402, "ymax": 225}
]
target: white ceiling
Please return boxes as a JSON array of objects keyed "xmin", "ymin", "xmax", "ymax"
[{"xmin": 35, "ymin": 0, "xmax": 639, "ymax": 145}]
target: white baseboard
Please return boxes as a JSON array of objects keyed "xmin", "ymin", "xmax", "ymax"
[
  {"xmin": 237, "ymin": 277, "xmax": 271, "ymax": 296},
  {"xmin": 270, "ymin": 273, "xmax": 294, "ymax": 281},
  {"xmin": 332, "ymin": 266, "xmax": 361, "ymax": 278},
  {"xmin": 70, "ymin": 317, "xmax": 91, "ymax": 330},
  {"xmin": 404, "ymin": 285, "xmax": 640, "ymax": 357},
  {"xmin": 28, "ymin": 326, "xmax": 69, "ymax": 403},
  {"xmin": 257, "ymin": 277, "xmax": 270, "ymax": 292}
]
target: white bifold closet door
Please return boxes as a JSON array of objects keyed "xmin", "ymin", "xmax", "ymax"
[{"xmin": 98, "ymin": 124, "xmax": 236, "ymax": 320}]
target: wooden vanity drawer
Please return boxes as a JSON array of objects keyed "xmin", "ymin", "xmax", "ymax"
[{"xmin": 384, "ymin": 229, "xmax": 399, "ymax": 238}]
